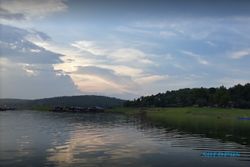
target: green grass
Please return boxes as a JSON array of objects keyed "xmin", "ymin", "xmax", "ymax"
[
  {"xmin": 107, "ymin": 107, "xmax": 145, "ymax": 115},
  {"xmin": 29, "ymin": 105, "xmax": 52, "ymax": 111},
  {"xmin": 146, "ymin": 108, "xmax": 250, "ymax": 133},
  {"xmin": 108, "ymin": 107, "xmax": 250, "ymax": 144}
]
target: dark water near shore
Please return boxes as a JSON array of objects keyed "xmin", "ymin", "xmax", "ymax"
[{"xmin": 0, "ymin": 110, "xmax": 250, "ymax": 167}]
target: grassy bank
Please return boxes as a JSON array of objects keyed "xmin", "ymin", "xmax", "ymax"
[{"xmin": 108, "ymin": 107, "xmax": 250, "ymax": 144}]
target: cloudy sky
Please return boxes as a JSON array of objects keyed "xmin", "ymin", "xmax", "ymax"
[{"xmin": 0, "ymin": 0, "xmax": 250, "ymax": 99}]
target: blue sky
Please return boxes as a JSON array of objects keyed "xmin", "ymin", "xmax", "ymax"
[{"xmin": 0, "ymin": 0, "xmax": 250, "ymax": 99}]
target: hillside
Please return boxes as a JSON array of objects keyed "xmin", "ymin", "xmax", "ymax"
[
  {"xmin": 0, "ymin": 95, "xmax": 125, "ymax": 109},
  {"xmin": 125, "ymin": 83, "xmax": 250, "ymax": 109}
]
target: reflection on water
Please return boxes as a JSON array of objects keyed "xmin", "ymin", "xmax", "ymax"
[{"xmin": 0, "ymin": 110, "xmax": 250, "ymax": 167}]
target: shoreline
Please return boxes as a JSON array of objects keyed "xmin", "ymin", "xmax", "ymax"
[{"xmin": 108, "ymin": 107, "xmax": 250, "ymax": 144}]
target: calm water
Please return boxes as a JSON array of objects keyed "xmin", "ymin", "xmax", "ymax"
[{"xmin": 0, "ymin": 110, "xmax": 250, "ymax": 167}]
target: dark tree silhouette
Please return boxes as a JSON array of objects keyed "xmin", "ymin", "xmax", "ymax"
[{"xmin": 125, "ymin": 83, "xmax": 250, "ymax": 109}]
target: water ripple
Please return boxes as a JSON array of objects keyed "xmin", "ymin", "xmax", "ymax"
[{"xmin": 1, "ymin": 110, "xmax": 250, "ymax": 167}]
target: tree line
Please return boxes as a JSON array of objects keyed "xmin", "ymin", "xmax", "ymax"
[{"xmin": 125, "ymin": 83, "xmax": 250, "ymax": 108}]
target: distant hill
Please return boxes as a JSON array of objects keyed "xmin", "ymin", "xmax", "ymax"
[{"xmin": 0, "ymin": 95, "xmax": 125, "ymax": 109}]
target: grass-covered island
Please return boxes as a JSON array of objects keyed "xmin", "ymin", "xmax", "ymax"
[
  {"xmin": 108, "ymin": 107, "xmax": 250, "ymax": 144},
  {"xmin": 106, "ymin": 83, "xmax": 250, "ymax": 144}
]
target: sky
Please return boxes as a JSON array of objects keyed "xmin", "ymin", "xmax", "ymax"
[{"xmin": 0, "ymin": 0, "xmax": 250, "ymax": 100}]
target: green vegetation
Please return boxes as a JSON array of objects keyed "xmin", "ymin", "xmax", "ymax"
[
  {"xmin": 114, "ymin": 83, "xmax": 250, "ymax": 143},
  {"xmin": 125, "ymin": 83, "xmax": 250, "ymax": 108},
  {"xmin": 30, "ymin": 106, "xmax": 52, "ymax": 111},
  {"xmin": 107, "ymin": 107, "xmax": 144, "ymax": 115},
  {"xmin": 109, "ymin": 107, "xmax": 250, "ymax": 144}
]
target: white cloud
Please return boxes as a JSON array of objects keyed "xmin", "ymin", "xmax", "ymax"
[
  {"xmin": 133, "ymin": 19, "xmax": 213, "ymax": 40},
  {"xmin": 22, "ymin": 64, "xmax": 38, "ymax": 76},
  {"xmin": 230, "ymin": 49, "xmax": 250, "ymax": 59},
  {"xmin": 71, "ymin": 40, "xmax": 108, "ymax": 55},
  {"xmin": 0, "ymin": 24, "xmax": 63, "ymax": 64},
  {"xmin": 172, "ymin": 63, "xmax": 186, "ymax": 70},
  {"xmin": 116, "ymin": 26, "xmax": 154, "ymax": 35},
  {"xmin": 0, "ymin": 24, "xmax": 80, "ymax": 99},
  {"xmin": 0, "ymin": 0, "xmax": 67, "ymax": 20},
  {"xmin": 31, "ymin": 38, "xmax": 126, "ymax": 72},
  {"xmin": 71, "ymin": 41, "xmax": 155, "ymax": 66},
  {"xmin": 30, "ymin": 37, "xmax": 160, "ymax": 98},
  {"xmin": 43, "ymin": 42, "xmax": 162, "ymax": 98},
  {"xmin": 132, "ymin": 17, "xmax": 250, "ymax": 41},
  {"xmin": 181, "ymin": 50, "xmax": 209, "ymax": 65},
  {"xmin": 206, "ymin": 41, "xmax": 216, "ymax": 46},
  {"xmin": 110, "ymin": 48, "xmax": 154, "ymax": 65},
  {"xmin": 159, "ymin": 31, "xmax": 177, "ymax": 38},
  {"xmin": 0, "ymin": 58, "xmax": 79, "ymax": 99},
  {"xmin": 30, "ymin": 49, "xmax": 41, "ymax": 53},
  {"xmin": 116, "ymin": 25, "xmax": 177, "ymax": 39},
  {"xmin": 100, "ymin": 65, "xmax": 143, "ymax": 77},
  {"xmin": 135, "ymin": 75, "xmax": 168, "ymax": 85},
  {"xmin": 73, "ymin": 66, "xmax": 137, "ymax": 94}
]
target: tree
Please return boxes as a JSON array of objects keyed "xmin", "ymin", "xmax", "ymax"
[{"xmin": 125, "ymin": 83, "xmax": 250, "ymax": 109}]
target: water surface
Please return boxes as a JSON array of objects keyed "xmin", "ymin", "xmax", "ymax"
[{"xmin": 0, "ymin": 110, "xmax": 250, "ymax": 167}]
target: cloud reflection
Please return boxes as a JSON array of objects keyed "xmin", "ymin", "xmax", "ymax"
[{"xmin": 46, "ymin": 124, "xmax": 160, "ymax": 166}]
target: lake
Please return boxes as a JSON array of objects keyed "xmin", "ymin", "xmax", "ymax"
[{"xmin": 0, "ymin": 110, "xmax": 250, "ymax": 167}]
